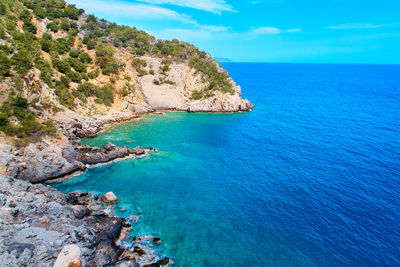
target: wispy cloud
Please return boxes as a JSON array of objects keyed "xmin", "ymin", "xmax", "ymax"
[
  {"xmin": 328, "ymin": 23, "xmax": 386, "ymax": 30},
  {"xmin": 202, "ymin": 25, "xmax": 231, "ymax": 32},
  {"xmin": 250, "ymin": 26, "xmax": 302, "ymax": 36},
  {"xmin": 67, "ymin": 0, "xmax": 196, "ymax": 24},
  {"xmin": 286, "ymin": 28, "xmax": 302, "ymax": 33},
  {"xmin": 67, "ymin": 0, "xmax": 231, "ymax": 34},
  {"xmin": 136, "ymin": 0, "xmax": 235, "ymax": 14},
  {"xmin": 252, "ymin": 27, "xmax": 281, "ymax": 35}
]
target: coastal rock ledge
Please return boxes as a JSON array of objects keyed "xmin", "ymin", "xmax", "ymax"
[
  {"xmin": 4, "ymin": 141, "xmax": 151, "ymax": 183},
  {"xmin": 0, "ymin": 175, "xmax": 171, "ymax": 267}
]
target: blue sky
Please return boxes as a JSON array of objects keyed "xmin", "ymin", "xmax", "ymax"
[{"xmin": 67, "ymin": 0, "xmax": 400, "ymax": 63}]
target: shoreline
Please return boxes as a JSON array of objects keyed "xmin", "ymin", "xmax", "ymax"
[{"xmin": 0, "ymin": 109, "xmax": 252, "ymax": 266}]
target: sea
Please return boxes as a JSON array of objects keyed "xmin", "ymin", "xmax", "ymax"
[{"xmin": 53, "ymin": 63, "xmax": 400, "ymax": 266}]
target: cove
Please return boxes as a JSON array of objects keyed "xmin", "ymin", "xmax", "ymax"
[{"xmin": 53, "ymin": 63, "xmax": 400, "ymax": 266}]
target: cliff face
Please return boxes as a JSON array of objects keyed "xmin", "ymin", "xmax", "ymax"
[{"xmin": 0, "ymin": 0, "xmax": 253, "ymax": 182}]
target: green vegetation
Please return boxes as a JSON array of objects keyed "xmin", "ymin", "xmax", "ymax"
[
  {"xmin": 0, "ymin": 0, "xmax": 235, "ymax": 139},
  {"xmin": 0, "ymin": 95, "xmax": 57, "ymax": 138},
  {"xmin": 94, "ymin": 85, "xmax": 114, "ymax": 106},
  {"xmin": 95, "ymin": 43, "xmax": 119, "ymax": 75}
]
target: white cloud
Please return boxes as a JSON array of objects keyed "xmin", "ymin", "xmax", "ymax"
[
  {"xmin": 136, "ymin": 0, "xmax": 235, "ymax": 14},
  {"xmin": 67, "ymin": 0, "xmax": 196, "ymax": 24},
  {"xmin": 158, "ymin": 29, "xmax": 213, "ymax": 40},
  {"xmin": 328, "ymin": 23, "xmax": 386, "ymax": 30},
  {"xmin": 201, "ymin": 25, "xmax": 231, "ymax": 32},
  {"xmin": 286, "ymin": 28, "xmax": 302, "ymax": 33},
  {"xmin": 252, "ymin": 26, "xmax": 281, "ymax": 35}
]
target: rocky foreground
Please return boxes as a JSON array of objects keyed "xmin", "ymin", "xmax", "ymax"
[{"xmin": 0, "ymin": 175, "xmax": 171, "ymax": 267}]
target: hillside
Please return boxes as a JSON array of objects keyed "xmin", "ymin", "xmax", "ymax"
[{"xmin": 0, "ymin": 0, "xmax": 252, "ymax": 144}]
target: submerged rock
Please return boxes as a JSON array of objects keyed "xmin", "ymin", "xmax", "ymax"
[{"xmin": 103, "ymin": 192, "xmax": 118, "ymax": 204}]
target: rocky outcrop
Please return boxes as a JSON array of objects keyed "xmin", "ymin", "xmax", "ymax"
[
  {"xmin": 5, "ymin": 141, "xmax": 152, "ymax": 183},
  {"xmin": 0, "ymin": 175, "xmax": 171, "ymax": 267},
  {"xmin": 137, "ymin": 56, "xmax": 253, "ymax": 113}
]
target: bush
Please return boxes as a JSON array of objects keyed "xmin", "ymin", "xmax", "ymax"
[
  {"xmin": 23, "ymin": 21, "xmax": 37, "ymax": 34},
  {"xmin": 60, "ymin": 20, "xmax": 70, "ymax": 31},
  {"xmin": 11, "ymin": 48, "xmax": 33, "ymax": 75},
  {"xmin": 0, "ymin": 113, "xmax": 9, "ymax": 127},
  {"xmin": 60, "ymin": 75, "xmax": 71, "ymax": 88},
  {"xmin": 55, "ymin": 38, "xmax": 71, "ymax": 54},
  {"xmin": 55, "ymin": 85, "xmax": 75, "ymax": 108},
  {"xmin": 34, "ymin": 57, "xmax": 53, "ymax": 86},
  {"xmin": 33, "ymin": 6, "xmax": 46, "ymax": 19},
  {"xmin": 190, "ymin": 90, "xmax": 203, "ymax": 100},
  {"xmin": 79, "ymin": 52, "xmax": 92, "ymax": 63},
  {"xmin": 65, "ymin": 70, "xmax": 81, "ymax": 83},
  {"xmin": 46, "ymin": 22, "xmax": 59, "ymax": 32},
  {"xmin": 41, "ymin": 39, "xmax": 53, "ymax": 53},
  {"xmin": 82, "ymin": 35, "xmax": 90, "ymax": 44},
  {"xmin": 77, "ymin": 82, "xmax": 96, "ymax": 96},
  {"xmin": 95, "ymin": 43, "xmax": 119, "ymax": 75},
  {"xmin": 53, "ymin": 59, "xmax": 70, "ymax": 73},
  {"xmin": 67, "ymin": 57, "xmax": 86, "ymax": 73},
  {"xmin": 88, "ymin": 68, "xmax": 100, "ymax": 79},
  {"xmin": 94, "ymin": 85, "xmax": 114, "ymax": 106},
  {"xmin": 69, "ymin": 49, "xmax": 80, "ymax": 58},
  {"xmin": 0, "ymin": 51, "xmax": 11, "ymax": 77},
  {"xmin": 86, "ymin": 40, "xmax": 96, "ymax": 50},
  {"xmin": 39, "ymin": 120, "xmax": 57, "ymax": 136},
  {"xmin": 0, "ymin": 3, "xmax": 6, "ymax": 16},
  {"xmin": 20, "ymin": 10, "xmax": 32, "ymax": 22}
]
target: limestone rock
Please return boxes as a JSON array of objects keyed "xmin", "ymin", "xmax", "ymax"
[
  {"xmin": 103, "ymin": 192, "xmax": 118, "ymax": 203},
  {"xmin": 54, "ymin": 244, "xmax": 81, "ymax": 267}
]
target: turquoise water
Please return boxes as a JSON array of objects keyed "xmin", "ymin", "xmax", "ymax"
[{"xmin": 53, "ymin": 63, "xmax": 400, "ymax": 266}]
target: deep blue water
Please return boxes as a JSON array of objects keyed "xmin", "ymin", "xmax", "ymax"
[{"xmin": 54, "ymin": 63, "xmax": 400, "ymax": 266}]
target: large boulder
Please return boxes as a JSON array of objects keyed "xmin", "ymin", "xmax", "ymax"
[{"xmin": 54, "ymin": 244, "xmax": 81, "ymax": 267}]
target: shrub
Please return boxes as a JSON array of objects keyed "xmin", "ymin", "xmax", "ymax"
[
  {"xmin": 69, "ymin": 49, "xmax": 80, "ymax": 58},
  {"xmin": 46, "ymin": 22, "xmax": 59, "ymax": 32},
  {"xmin": 95, "ymin": 43, "xmax": 119, "ymax": 75},
  {"xmin": 82, "ymin": 35, "xmax": 90, "ymax": 44},
  {"xmin": 164, "ymin": 80, "xmax": 176, "ymax": 85},
  {"xmin": 60, "ymin": 20, "xmax": 70, "ymax": 31},
  {"xmin": 94, "ymin": 85, "xmax": 114, "ymax": 106},
  {"xmin": 34, "ymin": 58, "xmax": 53, "ymax": 86},
  {"xmin": 11, "ymin": 48, "xmax": 33, "ymax": 75},
  {"xmin": 67, "ymin": 57, "xmax": 86, "ymax": 73},
  {"xmin": 65, "ymin": 70, "xmax": 81, "ymax": 83},
  {"xmin": 88, "ymin": 68, "xmax": 100, "ymax": 79},
  {"xmin": 0, "ymin": 51, "xmax": 11, "ymax": 77},
  {"xmin": 63, "ymin": 4, "xmax": 83, "ymax": 20},
  {"xmin": 79, "ymin": 52, "xmax": 92, "ymax": 63},
  {"xmin": 77, "ymin": 82, "xmax": 96, "ymax": 96},
  {"xmin": 41, "ymin": 39, "xmax": 53, "ymax": 53},
  {"xmin": 23, "ymin": 21, "xmax": 37, "ymax": 34},
  {"xmin": 60, "ymin": 75, "xmax": 71, "ymax": 88},
  {"xmin": 190, "ymin": 90, "xmax": 203, "ymax": 100},
  {"xmin": 0, "ymin": 3, "xmax": 6, "ymax": 16},
  {"xmin": 86, "ymin": 40, "xmax": 96, "ymax": 50},
  {"xmin": 81, "ymin": 72, "xmax": 88, "ymax": 81},
  {"xmin": 0, "ymin": 113, "xmax": 9, "ymax": 126},
  {"xmin": 55, "ymin": 85, "xmax": 75, "ymax": 108},
  {"xmin": 39, "ymin": 120, "xmax": 57, "ymax": 136},
  {"xmin": 33, "ymin": 6, "xmax": 46, "ymax": 19},
  {"xmin": 20, "ymin": 10, "xmax": 32, "ymax": 22},
  {"xmin": 53, "ymin": 59, "xmax": 70, "ymax": 73},
  {"xmin": 55, "ymin": 38, "xmax": 71, "ymax": 54}
]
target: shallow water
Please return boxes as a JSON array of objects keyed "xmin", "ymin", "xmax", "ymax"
[{"xmin": 53, "ymin": 63, "xmax": 400, "ymax": 266}]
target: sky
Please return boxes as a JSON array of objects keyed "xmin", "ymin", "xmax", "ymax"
[{"xmin": 66, "ymin": 0, "xmax": 400, "ymax": 64}]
